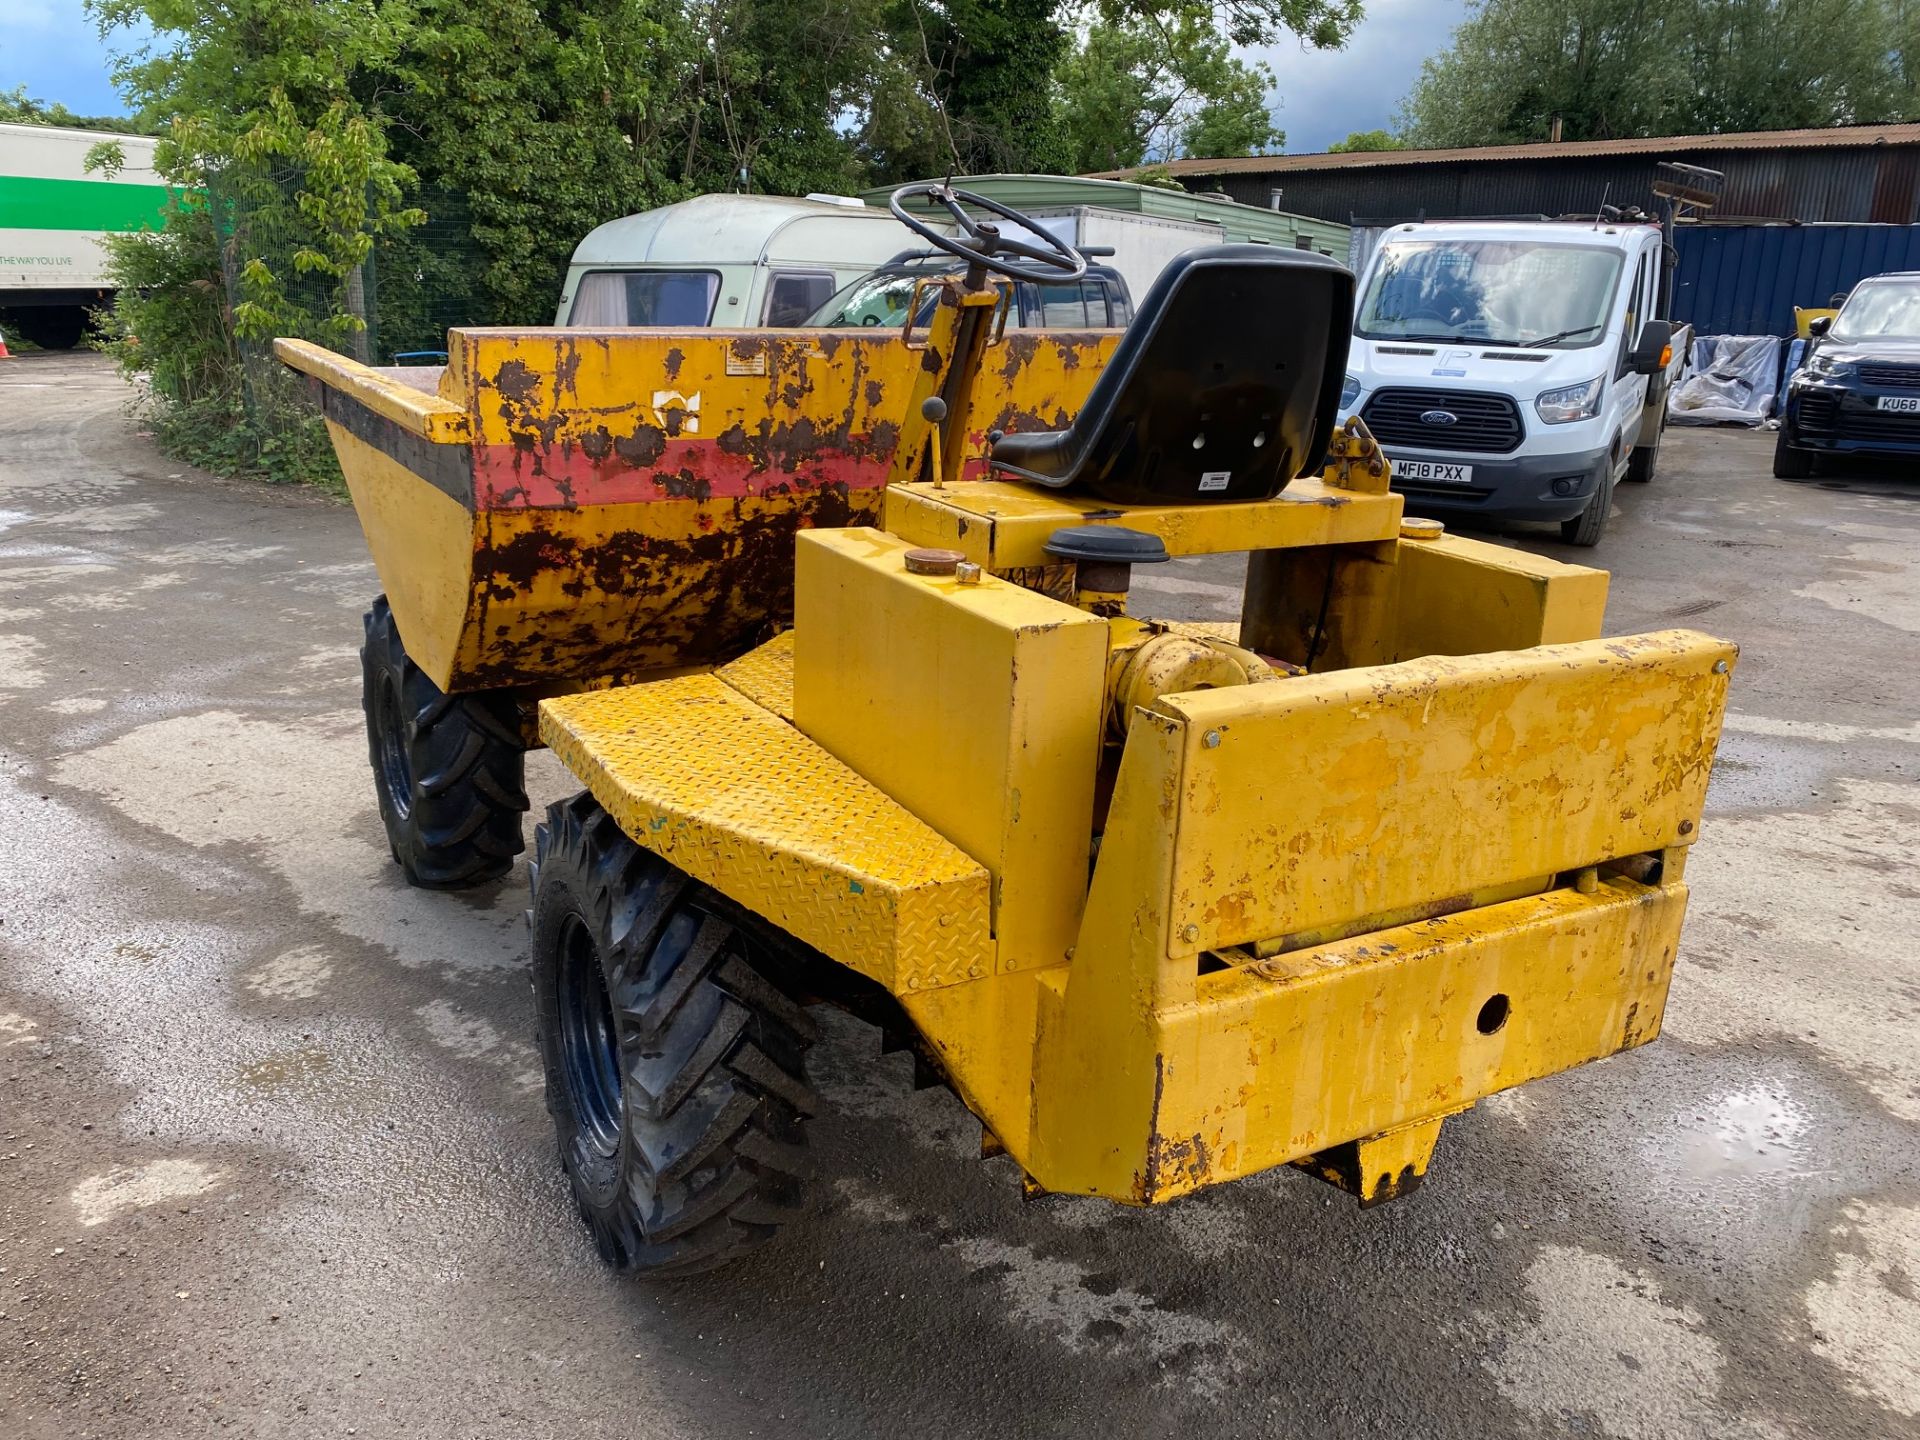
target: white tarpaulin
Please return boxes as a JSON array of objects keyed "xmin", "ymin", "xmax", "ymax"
[{"xmin": 1668, "ymin": 335, "xmax": 1782, "ymax": 426}]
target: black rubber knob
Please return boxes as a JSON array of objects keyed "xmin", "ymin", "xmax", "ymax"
[{"xmin": 1042, "ymin": 525, "xmax": 1170, "ymax": 565}]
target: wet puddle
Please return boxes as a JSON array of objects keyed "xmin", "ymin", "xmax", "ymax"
[
  {"xmin": 1671, "ymin": 1083, "xmax": 1813, "ymax": 1184},
  {"xmin": 235, "ymin": 1044, "xmax": 334, "ymax": 1094}
]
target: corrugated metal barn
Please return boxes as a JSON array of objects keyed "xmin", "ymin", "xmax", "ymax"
[
  {"xmin": 1093, "ymin": 125, "xmax": 1920, "ymax": 226},
  {"xmin": 1672, "ymin": 223, "xmax": 1920, "ymax": 334},
  {"xmin": 1092, "ymin": 125, "xmax": 1920, "ymax": 335}
]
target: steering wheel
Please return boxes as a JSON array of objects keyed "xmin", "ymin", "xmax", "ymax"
[{"xmin": 888, "ymin": 183, "xmax": 1088, "ymax": 286}]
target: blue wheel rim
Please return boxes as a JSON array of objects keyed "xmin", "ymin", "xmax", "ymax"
[{"xmin": 558, "ymin": 916, "xmax": 623, "ymax": 1157}]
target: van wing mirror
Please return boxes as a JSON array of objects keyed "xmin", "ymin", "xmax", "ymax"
[
  {"xmin": 1629, "ymin": 319, "xmax": 1674, "ymax": 376},
  {"xmin": 1807, "ymin": 315, "xmax": 1832, "ymax": 338}
]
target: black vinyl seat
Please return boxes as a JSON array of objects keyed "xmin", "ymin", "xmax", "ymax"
[{"xmin": 988, "ymin": 244, "xmax": 1353, "ymax": 506}]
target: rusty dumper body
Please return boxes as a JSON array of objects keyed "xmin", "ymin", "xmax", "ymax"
[
  {"xmin": 283, "ymin": 324, "xmax": 1115, "ymax": 696},
  {"xmin": 280, "ymin": 186, "xmax": 1734, "ymax": 1276}
]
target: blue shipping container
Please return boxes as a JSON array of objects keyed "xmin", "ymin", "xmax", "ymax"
[{"xmin": 1671, "ymin": 223, "xmax": 1920, "ymax": 337}]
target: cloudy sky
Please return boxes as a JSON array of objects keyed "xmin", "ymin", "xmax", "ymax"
[
  {"xmin": 1, "ymin": 0, "xmax": 1468, "ymax": 157},
  {"xmin": 1, "ymin": 0, "xmax": 135, "ymax": 116},
  {"xmin": 1255, "ymin": 0, "xmax": 1471, "ymax": 152}
]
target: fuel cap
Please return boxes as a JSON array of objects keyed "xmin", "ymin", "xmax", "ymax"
[{"xmin": 903, "ymin": 547, "xmax": 966, "ymax": 576}]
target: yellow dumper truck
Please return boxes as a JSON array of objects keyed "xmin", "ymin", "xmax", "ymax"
[{"xmin": 280, "ymin": 186, "xmax": 1733, "ymax": 1275}]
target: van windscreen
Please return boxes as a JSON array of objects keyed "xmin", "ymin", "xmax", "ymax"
[
  {"xmin": 570, "ymin": 270, "xmax": 720, "ymax": 326},
  {"xmin": 1356, "ymin": 240, "xmax": 1625, "ymax": 349},
  {"xmin": 804, "ymin": 269, "xmax": 940, "ymax": 328}
]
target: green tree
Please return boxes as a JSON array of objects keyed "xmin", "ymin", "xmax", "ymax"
[
  {"xmin": 1326, "ymin": 127, "xmax": 1403, "ymax": 151},
  {"xmin": 1891, "ymin": 0, "xmax": 1920, "ymax": 111},
  {"xmin": 1400, "ymin": 0, "xmax": 1912, "ymax": 147},
  {"xmin": 1056, "ymin": 11, "xmax": 1283, "ymax": 171},
  {"xmin": 374, "ymin": 0, "xmax": 681, "ymax": 327},
  {"xmin": 0, "ymin": 84, "xmax": 152, "ymax": 133},
  {"xmin": 868, "ymin": 0, "xmax": 1358, "ymax": 180},
  {"xmin": 91, "ymin": 0, "xmax": 421, "ymax": 348},
  {"xmin": 863, "ymin": 0, "xmax": 1073, "ymax": 177},
  {"xmin": 673, "ymin": 0, "xmax": 878, "ymax": 196},
  {"xmin": 1179, "ymin": 50, "xmax": 1282, "ymax": 159},
  {"xmin": 1675, "ymin": 0, "xmax": 1904, "ymax": 133},
  {"xmin": 86, "ymin": 0, "xmax": 423, "ymax": 484}
]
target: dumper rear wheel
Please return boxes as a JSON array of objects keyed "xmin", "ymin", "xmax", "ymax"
[
  {"xmin": 530, "ymin": 792, "xmax": 818, "ymax": 1276},
  {"xmin": 362, "ymin": 596, "xmax": 527, "ymax": 888}
]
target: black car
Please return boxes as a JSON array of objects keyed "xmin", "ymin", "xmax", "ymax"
[{"xmin": 1776, "ymin": 271, "xmax": 1920, "ymax": 477}]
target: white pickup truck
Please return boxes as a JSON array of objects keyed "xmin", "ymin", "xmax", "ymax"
[{"xmin": 1342, "ymin": 220, "xmax": 1688, "ymax": 546}]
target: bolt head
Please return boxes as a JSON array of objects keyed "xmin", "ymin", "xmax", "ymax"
[
  {"xmin": 1203, "ymin": 729, "xmax": 1222, "ymax": 749},
  {"xmin": 1181, "ymin": 923, "xmax": 1200, "ymax": 943}
]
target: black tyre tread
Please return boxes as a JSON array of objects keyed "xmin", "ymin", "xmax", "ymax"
[
  {"xmin": 639, "ymin": 1089, "xmax": 761, "ymax": 1184},
  {"xmin": 1773, "ymin": 424, "xmax": 1815, "ymax": 479},
  {"xmin": 414, "ymin": 799, "xmax": 495, "ymax": 851},
  {"xmin": 630, "ymin": 999, "xmax": 751, "ymax": 1120},
  {"xmin": 470, "ymin": 764, "xmax": 528, "ymax": 811},
  {"xmin": 1560, "ymin": 474, "xmax": 1611, "ymax": 547},
  {"xmin": 530, "ymin": 793, "xmax": 816, "ymax": 1276},
  {"xmin": 623, "ymin": 915, "xmax": 731, "ymax": 1035},
  {"xmin": 637, "ymin": 1165, "xmax": 761, "ymax": 1243},
  {"xmin": 416, "ymin": 728, "xmax": 490, "ymax": 796},
  {"xmin": 714, "ymin": 954, "xmax": 818, "ymax": 1041},
  {"xmin": 362, "ymin": 596, "xmax": 527, "ymax": 889},
  {"xmin": 730, "ymin": 1041, "xmax": 822, "ymax": 1116},
  {"xmin": 1624, "ymin": 423, "xmax": 1661, "ymax": 483},
  {"xmin": 734, "ymin": 1123, "xmax": 810, "ymax": 1177},
  {"xmin": 457, "ymin": 695, "xmax": 531, "ymax": 749}
]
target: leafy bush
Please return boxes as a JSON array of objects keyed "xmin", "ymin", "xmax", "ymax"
[{"xmin": 95, "ymin": 196, "xmax": 344, "ymax": 492}]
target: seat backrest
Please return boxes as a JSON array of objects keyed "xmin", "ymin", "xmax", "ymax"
[{"xmin": 989, "ymin": 245, "xmax": 1353, "ymax": 505}]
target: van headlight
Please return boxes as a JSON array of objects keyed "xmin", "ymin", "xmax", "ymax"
[
  {"xmin": 1340, "ymin": 373, "xmax": 1361, "ymax": 409},
  {"xmin": 1534, "ymin": 376, "xmax": 1604, "ymax": 425}
]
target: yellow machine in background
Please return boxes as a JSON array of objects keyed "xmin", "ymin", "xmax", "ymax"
[{"xmin": 282, "ymin": 185, "xmax": 1733, "ymax": 1274}]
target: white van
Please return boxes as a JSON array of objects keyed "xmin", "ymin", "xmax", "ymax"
[
  {"xmin": 1343, "ymin": 221, "xmax": 1681, "ymax": 546},
  {"xmin": 556, "ymin": 193, "xmax": 945, "ymax": 328}
]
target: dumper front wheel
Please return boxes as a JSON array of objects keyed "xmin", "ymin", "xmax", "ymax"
[
  {"xmin": 362, "ymin": 596, "xmax": 527, "ymax": 888},
  {"xmin": 530, "ymin": 793, "xmax": 818, "ymax": 1276}
]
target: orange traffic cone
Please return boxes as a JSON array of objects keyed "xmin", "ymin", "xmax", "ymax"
[{"xmin": 0, "ymin": 329, "xmax": 11, "ymax": 359}]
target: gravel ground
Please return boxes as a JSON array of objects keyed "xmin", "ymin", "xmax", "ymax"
[{"xmin": 2, "ymin": 349, "xmax": 1917, "ymax": 1439}]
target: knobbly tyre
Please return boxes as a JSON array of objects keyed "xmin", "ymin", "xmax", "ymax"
[{"xmin": 278, "ymin": 184, "xmax": 1735, "ymax": 1275}]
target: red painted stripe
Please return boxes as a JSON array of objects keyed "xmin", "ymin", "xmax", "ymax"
[{"xmin": 472, "ymin": 434, "xmax": 897, "ymax": 510}]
